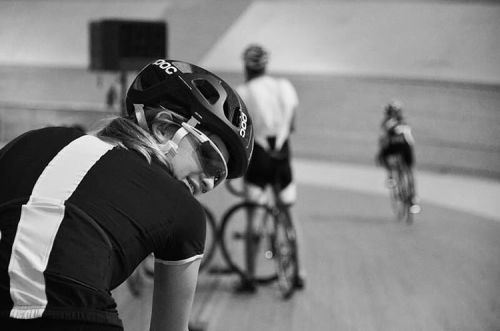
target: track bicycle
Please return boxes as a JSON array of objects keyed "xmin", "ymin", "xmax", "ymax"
[
  {"xmin": 219, "ymin": 179, "xmax": 299, "ymax": 299},
  {"xmin": 387, "ymin": 154, "xmax": 416, "ymax": 224}
]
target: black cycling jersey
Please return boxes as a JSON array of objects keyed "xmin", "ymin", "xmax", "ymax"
[
  {"xmin": 380, "ymin": 142, "xmax": 414, "ymax": 168},
  {"xmin": 0, "ymin": 127, "xmax": 205, "ymax": 327},
  {"xmin": 381, "ymin": 118, "xmax": 408, "ymax": 145},
  {"xmin": 379, "ymin": 118, "xmax": 414, "ymax": 167},
  {"xmin": 386, "ymin": 128, "xmax": 407, "ymax": 145}
]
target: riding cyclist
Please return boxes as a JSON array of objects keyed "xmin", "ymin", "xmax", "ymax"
[
  {"xmin": 234, "ymin": 44, "xmax": 306, "ymax": 293},
  {"xmin": 0, "ymin": 60, "xmax": 254, "ymax": 331},
  {"xmin": 376, "ymin": 100, "xmax": 420, "ymax": 214}
]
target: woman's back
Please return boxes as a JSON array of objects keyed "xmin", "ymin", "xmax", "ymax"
[{"xmin": 0, "ymin": 126, "xmax": 205, "ymax": 326}]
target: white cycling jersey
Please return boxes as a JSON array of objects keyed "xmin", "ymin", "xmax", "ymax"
[{"xmin": 236, "ymin": 75, "xmax": 298, "ymax": 151}]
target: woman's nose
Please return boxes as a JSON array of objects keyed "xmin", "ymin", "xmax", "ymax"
[{"xmin": 201, "ymin": 177, "xmax": 215, "ymax": 193}]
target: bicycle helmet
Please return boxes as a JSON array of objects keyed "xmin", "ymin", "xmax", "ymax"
[
  {"xmin": 125, "ymin": 59, "xmax": 254, "ymax": 179},
  {"xmin": 242, "ymin": 44, "xmax": 269, "ymax": 71}
]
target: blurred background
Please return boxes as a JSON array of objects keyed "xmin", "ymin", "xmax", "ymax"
[
  {"xmin": 1, "ymin": 0, "xmax": 499, "ymax": 330},
  {"xmin": 1, "ymin": 0, "xmax": 499, "ymax": 178}
]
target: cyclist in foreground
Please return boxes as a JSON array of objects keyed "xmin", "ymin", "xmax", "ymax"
[
  {"xmin": 0, "ymin": 60, "xmax": 253, "ymax": 331},
  {"xmin": 234, "ymin": 44, "xmax": 306, "ymax": 293},
  {"xmin": 376, "ymin": 100, "xmax": 421, "ymax": 214}
]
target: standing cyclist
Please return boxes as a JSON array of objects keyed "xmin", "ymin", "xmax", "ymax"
[
  {"xmin": 234, "ymin": 44, "xmax": 306, "ymax": 293},
  {"xmin": 376, "ymin": 100, "xmax": 420, "ymax": 214},
  {"xmin": 0, "ymin": 60, "xmax": 253, "ymax": 331}
]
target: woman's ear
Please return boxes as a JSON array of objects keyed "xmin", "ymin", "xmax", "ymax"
[{"xmin": 151, "ymin": 122, "xmax": 169, "ymax": 143}]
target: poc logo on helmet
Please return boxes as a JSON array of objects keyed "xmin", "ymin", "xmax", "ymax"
[
  {"xmin": 153, "ymin": 60, "xmax": 178, "ymax": 75},
  {"xmin": 239, "ymin": 113, "xmax": 248, "ymax": 137}
]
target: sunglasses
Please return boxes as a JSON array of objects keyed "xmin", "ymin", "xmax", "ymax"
[{"xmin": 181, "ymin": 122, "xmax": 228, "ymax": 188}]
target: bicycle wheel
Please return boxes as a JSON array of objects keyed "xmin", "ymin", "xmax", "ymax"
[
  {"xmin": 225, "ymin": 178, "xmax": 246, "ymax": 198},
  {"xmin": 273, "ymin": 208, "xmax": 298, "ymax": 299},
  {"xmin": 200, "ymin": 205, "xmax": 217, "ymax": 272},
  {"xmin": 219, "ymin": 202, "xmax": 278, "ymax": 283},
  {"xmin": 390, "ymin": 167, "xmax": 407, "ymax": 221},
  {"xmin": 398, "ymin": 167, "xmax": 413, "ymax": 225}
]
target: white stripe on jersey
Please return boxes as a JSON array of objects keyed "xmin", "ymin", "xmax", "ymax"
[
  {"xmin": 8, "ymin": 135, "xmax": 114, "ymax": 319},
  {"xmin": 155, "ymin": 254, "xmax": 204, "ymax": 266}
]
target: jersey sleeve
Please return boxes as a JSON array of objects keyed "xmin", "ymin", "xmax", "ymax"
[{"xmin": 153, "ymin": 198, "xmax": 206, "ymax": 265}]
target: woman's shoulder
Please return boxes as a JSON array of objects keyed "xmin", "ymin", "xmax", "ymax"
[{"xmin": 18, "ymin": 125, "xmax": 84, "ymax": 141}]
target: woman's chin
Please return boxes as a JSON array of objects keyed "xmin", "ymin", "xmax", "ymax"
[
  {"xmin": 183, "ymin": 177, "xmax": 202, "ymax": 195},
  {"xmin": 182, "ymin": 179, "xmax": 195, "ymax": 195}
]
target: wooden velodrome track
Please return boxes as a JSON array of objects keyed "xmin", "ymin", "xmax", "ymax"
[{"xmin": 110, "ymin": 162, "xmax": 500, "ymax": 331}]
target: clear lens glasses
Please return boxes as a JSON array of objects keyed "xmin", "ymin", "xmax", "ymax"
[{"xmin": 181, "ymin": 123, "xmax": 228, "ymax": 187}]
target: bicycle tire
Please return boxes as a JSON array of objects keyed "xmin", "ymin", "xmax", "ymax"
[
  {"xmin": 388, "ymin": 154, "xmax": 412, "ymax": 222},
  {"xmin": 390, "ymin": 170, "xmax": 406, "ymax": 221},
  {"xmin": 225, "ymin": 178, "xmax": 246, "ymax": 198},
  {"xmin": 273, "ymin": 207, "xmax": 298, "ymax": 299},
  {"xmin": 398, "ymin": 167, "xmax": 414, "ymax": 225},
  {"xmin": 200, "ymin": 205, "xmax": 217, "ymax": 272},
  {"xmin": 219, "ymin": 201, "xmax": 278, "ymax": 284}
]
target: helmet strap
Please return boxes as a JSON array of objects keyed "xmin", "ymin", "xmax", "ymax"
[
  {"xmin": 161, "ymin": 115, "xmax": 198, "ymax": 158},
  {"xmin": 187, "ymin": 117, "xmax": 200, "ymax": 128},
  {"xmin": 164, "ymin": 126, "xmax": 189, "ymax": 158},
  {"xmin": 133, "ymin": 104, "xmax": 149, "ymax": 130}
]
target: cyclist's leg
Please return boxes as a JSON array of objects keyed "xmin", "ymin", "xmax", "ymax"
[
  {"xmin": 399, "ymin": 144, "xmax": 412, "ymax": 197},
  {"xmin": 237, "ymin": 144, "xmax": 271, "ymax": 292},
  {"xmin": 403, "ymin": 144, "xmax": 421, "ymax": 213},
  {"xmin": 378, "ymin": 147, "xmax": 390, "ymax": 173},
  {"xmin": 382, "ymin": 146, "xmax": 398, "ymax": 187},
  {"xmin": 276, "ymin": 183, "xmax": 306, "ymax": 288},
  {"xmin": 242, "ymin": 182, "xmax": 267, "ymax": 290}
]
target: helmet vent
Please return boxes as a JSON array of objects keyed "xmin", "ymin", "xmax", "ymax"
[
  {"xmin": 193, "ymin": 79, "xmax": 219, "ymax": 105},
  {"xmin": 223, "ymin": 100, "xmax": 241, "ymax": 127}
]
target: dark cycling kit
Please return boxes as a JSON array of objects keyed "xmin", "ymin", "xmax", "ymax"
[
  {"xmin": 236, "ymin": 75, "xmax": 298, "ymax": 200},
  {"xmin": 0, "ymin": 126, "xmax": 205, "ymax": 328},
  {"xmin": 245, "ymin": 137, "xmax": 292, "ymax": 191},
  {"xmin": 380, "ymin": 120, "xmax": 414, "ymax": 168}
]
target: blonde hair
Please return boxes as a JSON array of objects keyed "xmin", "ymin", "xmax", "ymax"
[{"xmin": 91, "ymin": 112, "xmax": 179, "ymax": 172}]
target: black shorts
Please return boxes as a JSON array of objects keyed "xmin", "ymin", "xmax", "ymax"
[
  {"xmin": 244, "ymin": 140, "xmax": 293, "ymax": 191},
  {"xmin": 381, "ymin": 142, "xmax": 414, "ymax": 168},
  {"xmin": 0, "ymin": 318, "xmax": 123, "ymax": 331}
]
